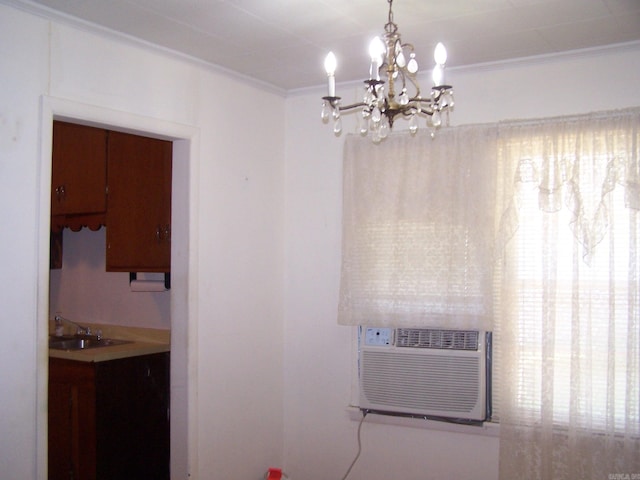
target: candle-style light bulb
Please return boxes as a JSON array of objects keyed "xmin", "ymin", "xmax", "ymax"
[
  {"xmin": 324, "ymin": 52, "xmax": 337, "ymax": 97},
  {"xmin": 369, "ymin": 36, "xmax": 385, "ymax": 63},
  {"xmin": 434, "ymin": 42, "xmax": 447, "ymax": 66},
  {"xmin": 368, "ymin": 36, "xmax": 385, "ymax": 80},
  {"xmin": 324, "ymin": 51, "xmax": 337, "ymax": 76}
]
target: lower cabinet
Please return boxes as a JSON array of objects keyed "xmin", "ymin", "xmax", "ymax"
[{"xmin": 48, "ymin": 353, "xmax": 169, "ymax": 480}]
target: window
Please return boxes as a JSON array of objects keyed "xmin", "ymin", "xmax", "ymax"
[
  {"xmin": 496, "ymin": 111, "xmax": 640, "ymax": 478},
  {"xmin": 506, "ymin": 179, "xmax": 637, "ymax": 432}
]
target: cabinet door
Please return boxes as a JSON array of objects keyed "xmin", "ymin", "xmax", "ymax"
[
  {"xmin": 48, "ymin": 380, "xmax": 74, "ymax": 480},
  {"xmin": 48, "ymin": 359, "xmax": 97, "ymax": 480},
  {"xmin": 95, "ymin": 353, "xmax": 170, "ymax": 480},
  {"xmin": 106, "ymin": 131, "xmax": 172, "ymax": 272},
  {"xmin": 51, "ymin": 121, "xmax": 107, "ymax": 216},
  {"xmin": 133, "ymin": 353, "xmax": 170, "ymax": 480}
]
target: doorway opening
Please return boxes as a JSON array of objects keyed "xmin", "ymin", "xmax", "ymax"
[{"xmin": 37, "ymin": 97, "xmax": 197, "ymax": 479}]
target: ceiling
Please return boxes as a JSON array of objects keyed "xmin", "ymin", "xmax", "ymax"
[{"xmin": 9, "ymin": 0, "xmax": 640, "ymax": 92}]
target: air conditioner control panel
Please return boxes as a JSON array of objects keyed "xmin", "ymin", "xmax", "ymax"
[{"xmin": 363, "ymin": 327, "xmax": 393, "ymax": 346}]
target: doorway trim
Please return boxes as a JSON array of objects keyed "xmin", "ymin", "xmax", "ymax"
[{"xmin": 36, "ymin": 96, "xmax": 199, "ymax": 479}]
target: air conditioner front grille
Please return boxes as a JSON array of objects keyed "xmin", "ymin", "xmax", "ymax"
[
  {"xmin": 395, "ymin": 328, "xmax": 479, "ymax": 351},
  {"xmin": 361, "ymin": 351, "xmax": 480, "ymax": 414}
]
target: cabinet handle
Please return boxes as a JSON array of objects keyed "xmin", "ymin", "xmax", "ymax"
[
  {"xmin": 55, "ymin": 185, "xmax": 66, "ymax": 202},
  {"xmin": 156, "ymin": 225, "xmax": 171, "ymax": 243}
]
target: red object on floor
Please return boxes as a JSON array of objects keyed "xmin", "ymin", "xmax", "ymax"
[{"xmin": 266, "ymin": 467, "xmax": 282, "ymax": 480}]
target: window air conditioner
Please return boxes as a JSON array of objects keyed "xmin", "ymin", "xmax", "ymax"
[{"xmin": 359, "ymin": 327, "xmax": 492, "ymax": 422}]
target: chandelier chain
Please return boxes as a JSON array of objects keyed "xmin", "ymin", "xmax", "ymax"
[{"xmin": 385, "ymin": 0, "xmax": 397, "ymax": 34}]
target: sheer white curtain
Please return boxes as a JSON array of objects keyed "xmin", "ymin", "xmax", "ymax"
[
  {"xmin": 496, "ymin": 109, "xmax": 640, "ymax": 479},
  {"xmin": 338, "ymin": 125, "xmax": 497, "ymax": 330}
]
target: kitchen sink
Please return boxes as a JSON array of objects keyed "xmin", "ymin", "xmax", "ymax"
[{"xmin": 49, "ymin": 335, "xmax": 132, "ymax": 351}]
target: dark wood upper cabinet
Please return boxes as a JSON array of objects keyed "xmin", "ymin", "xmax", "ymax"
[
  {"xmin": 50, "ymin": 122, "xmax": 172, "ymax": 273},
  {"xmin": 106, "ymin": 131, "xmax": 172, "ymax": 272},
  {"xmin": 50, "ymin": 121, "xmax": 108, "ymax": 268},
  {"xmin": 51, "ymin": 122, "xmax": 108, "ymax": 218}
]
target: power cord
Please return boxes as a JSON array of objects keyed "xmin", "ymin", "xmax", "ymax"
[{"xmin": 340, "ymin": 410, "xmax": 368, "ymax": 480}]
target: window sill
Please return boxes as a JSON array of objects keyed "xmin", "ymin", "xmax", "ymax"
[{"xmin": 346, "ymin": 405, "xmax": 500, "ymax": 438}]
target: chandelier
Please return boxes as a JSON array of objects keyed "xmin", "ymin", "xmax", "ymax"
[{"xmin": 321, "ymin": 0, "xmax": 454, "ymax": 142}]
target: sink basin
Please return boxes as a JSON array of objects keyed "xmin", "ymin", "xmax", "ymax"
[{"xmin": 49, "ymin": 336, "xmax": 132, "ymax": 351}]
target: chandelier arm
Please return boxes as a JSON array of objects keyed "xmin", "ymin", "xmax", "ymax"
[
  {"xmin": 414, "ymin": 106, "xmax": 435, "ymax": 116},
  {"xmin": 322, "ymin": 97, "xmax": 369, "ymax": 112},
  {"xmin": 404, "ymin": 107, "xmax": 432, "ymax": 118},
  {"xmin": 337, "ymin": 101, "xmax": 369, "ymax": 112},
  {"xmin": 405, "ymin": 74, "xmax": 421, "ymax": 100}
]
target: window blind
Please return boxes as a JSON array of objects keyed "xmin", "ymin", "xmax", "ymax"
[{"xmin": 338, "ymin": 125, "xmax": 498, "ymax": 331}]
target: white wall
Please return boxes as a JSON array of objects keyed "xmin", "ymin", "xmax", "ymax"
[
  {"xmin": 283, "ymin": 44, "xmax": 640, "ymax": 480},
  {"xmin": 0, "ymin": 3, "xmax": 284, "ymax": 479},
  {"xmin": 49, "ymin": 228, "xmax": 171, "ymax": 329},
  {"xmin": 0, "ymin": 5, "xmax": 50, "ymax": 480}
]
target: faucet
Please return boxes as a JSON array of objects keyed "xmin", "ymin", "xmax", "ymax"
[{"xmin": 54, "ymin": 314, "xmax": 98, "ymax": 338}]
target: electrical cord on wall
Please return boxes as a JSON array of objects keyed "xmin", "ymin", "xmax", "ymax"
[{"xmin": 340, "ymin": 410, "xmax": 368, "ymax": 480}]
